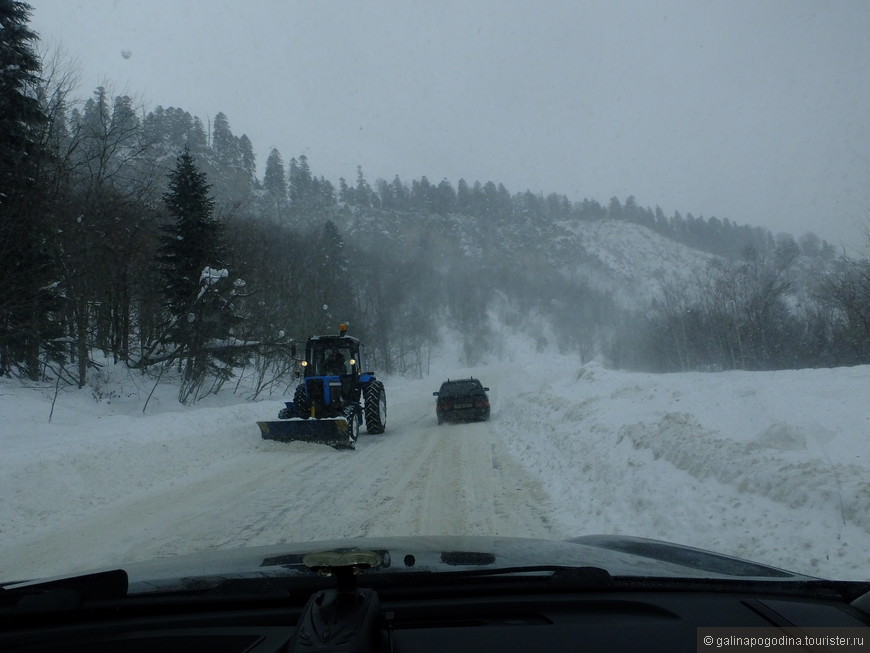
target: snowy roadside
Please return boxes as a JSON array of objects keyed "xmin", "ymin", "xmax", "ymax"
[{"xmin": 493, "ymin": 359, "xmax": 870, "ymax": 580}]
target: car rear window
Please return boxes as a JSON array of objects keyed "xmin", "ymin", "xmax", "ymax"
[{"xmin": 439, "ymin": 381, "xmax": 484, "ymax": 397}]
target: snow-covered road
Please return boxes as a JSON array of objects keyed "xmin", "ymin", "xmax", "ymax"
[
  {"xmin": 1, "ymin": 370, "xmax": 557, "ymax": 580},
  {"xmin": 3, "ymin": 348, "xmax": 869, "ymax": 582}
]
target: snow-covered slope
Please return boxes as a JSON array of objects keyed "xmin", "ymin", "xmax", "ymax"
[
  {"xmin": 340, "ymin": 207, "xmax": 721, "ymax": 311},
  {"xmin": 2, "ymin": 340, "xmax": 868, "ymax": 583},
  {"xmin": 551, "ymin": 219, "xmax": 719, "ymax": 308}
]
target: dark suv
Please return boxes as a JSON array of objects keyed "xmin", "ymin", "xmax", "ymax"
[{"xmin": 433, "ymin": 378, "xmax": 490, "ymax": 424}]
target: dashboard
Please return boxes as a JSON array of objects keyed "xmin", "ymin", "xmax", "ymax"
[{"xmin": 4, "ymin": 582, "xmax": 869, "ymax": 652}]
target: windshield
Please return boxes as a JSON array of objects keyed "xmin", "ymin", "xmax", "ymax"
[
  {"xmin": 311, "ymin": 345, "xmax": 353, "ymax": 376},
  {"xmin": 2, "ymin": 0, "xmax": 869, "ymax": 586}
]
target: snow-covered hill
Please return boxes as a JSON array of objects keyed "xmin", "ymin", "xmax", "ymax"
[
  {"xmin": 551, "ymin": 219, "xmax": 719, "ymax": 308},
  {"xmin": 339, "ymin": 206, "xmax": 730, "ymax": 311},
  {"xmin": 2, "ymin": 340, "xmax": 868, "ymax": 583}
]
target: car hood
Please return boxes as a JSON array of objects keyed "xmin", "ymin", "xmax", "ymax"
[{"xmin": 108, "ymin": 534, "xmax": 810, "ymax": 594}]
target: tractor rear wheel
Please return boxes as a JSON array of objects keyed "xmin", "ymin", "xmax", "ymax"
[{"xmin": 364, "ymin": 381, "xmax": 387, "ymax": 434}]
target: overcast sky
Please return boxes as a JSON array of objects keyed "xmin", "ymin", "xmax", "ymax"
[{"xmin": 28, "ymin": 0, "xmax": 870, "ymax": 249}]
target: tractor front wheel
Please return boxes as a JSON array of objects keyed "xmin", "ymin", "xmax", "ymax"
[
  {"xmin": 342, "ymin": 405, "xmax": 360, "ymax": 449},
  {"xmin": 291, "ymin": 383, "xmax": 310, "ymax": 418}
]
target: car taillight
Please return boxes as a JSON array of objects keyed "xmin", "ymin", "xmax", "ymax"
[{"xmin": 475, "ymin": 398, "xmax": 489, "ymax": 408}]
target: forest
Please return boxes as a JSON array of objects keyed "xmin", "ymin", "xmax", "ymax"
[{"xmin": 2, "ymin": 1, "xmax": 869, "ymax": 403}]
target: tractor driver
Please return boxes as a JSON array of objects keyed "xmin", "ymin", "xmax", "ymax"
[{"xmin": 323, "ymin": 349, "xmax": 347, "ymax": 375}]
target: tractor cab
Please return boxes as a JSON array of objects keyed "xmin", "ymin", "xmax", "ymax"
[
  {"xmin": 305, "ymin": 337, "xmax": 360, "ymax": 378},
  {"xmin": 302, "ymin": 323, "xmax": 366, "ymax": 379}
]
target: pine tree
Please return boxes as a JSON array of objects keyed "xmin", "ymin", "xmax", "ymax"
[
  {"xmin": 314, "ymin": 175, "xmax": 335, "ymax": 210},
  {"xmin": 211, "ymin": 111, "xmax": 234, "ymax": 161},
  {"xmin": 391, "ymin": 175, "xmax": 408, "ymax": 210},
  {"xmin": 434, "ymin": 178, "xmax": 456, "ymax": 214},
  {"xmin": 338, "ymin": 177, "xmax": 351, "ymax": 203},
  {"xmin": 261, "ymin": 148, "xmax": 287, "ymax": 221},
  {"xmin": 456, "ymin": 178, "xmax": 471, "ymax": 213},
  {"xmin": 354, "ymin": 165, "xmax": 373, "ymax": 208},
  {"xmin": 190, "ymin": 116, "xmax": 208, "ymax": 151},
  {"xmin": 376, "ymin": 178, "xmax": 394, "ymax": 209},
  {"xmin": 211, "ymin": 111, "xmax": 236, "ymax": 166},
  {"xmin": 238, "ymin": 133, "xmax": 256, "ymax": 183},
  {"xmin": 157, "ymin": 148, "xmax": 244, "ymax": 401},
  {"xmin": 80, "ymin": 86, "xmax": 110, "ymax": 160},
  {"xmin": 0, "ymin": 0, "xmax": 45, "ymax": 192},
  {"xmin": 412, "ymin": 176, "xmax": 432, "ymax": 211},
  {"xmin": 481, "ymin": 181, "xmax": 497, "ymax": 217},
  {"xmin": 110, "ymin": 95, "xmax": 140, "ymax": 149},
  {"xmin": 0, "ymin": 0, "xmax": 62, "ymax": 379},
  {"xmin": 263, "ymin": 148, "xmax": 287, "ymax": 199},
  {"xmin": 158, "ymin": 148, "xmax": 222, "ymax": 344},
  {"xmin": 316, "ymin": 220, "xmax": 354, "ymax": 327},
  {"xmin": 288, "ymin": 154, "xmax": 313, "ymax": 209}
]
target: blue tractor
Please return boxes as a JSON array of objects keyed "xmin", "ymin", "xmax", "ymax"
[{"xmin": 257, "ymin": 324, "xmax": 386, "ymax": 449}]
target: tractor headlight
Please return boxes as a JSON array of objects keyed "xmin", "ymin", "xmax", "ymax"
[
  {"xmin": 349, "ymin": 358, "xmax": 356, "ymax": 366},
  {"xmin": 301, "ymin": 360, "xmax": 308, "ymax": 367}
]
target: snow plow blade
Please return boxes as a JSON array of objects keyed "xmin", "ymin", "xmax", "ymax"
[{"xmin": 257, "ymin": 418, "xmax": 355, "ymax": 450}]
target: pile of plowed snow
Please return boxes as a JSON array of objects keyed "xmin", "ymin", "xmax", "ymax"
[{"xmin": 489, "ymin": 359, "xmax": 870, "ymax": 579}]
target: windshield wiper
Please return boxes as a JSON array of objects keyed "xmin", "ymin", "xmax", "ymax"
[{"xmin": 398, "ymin": 564, "xmax": 614, "ymax": 588}]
